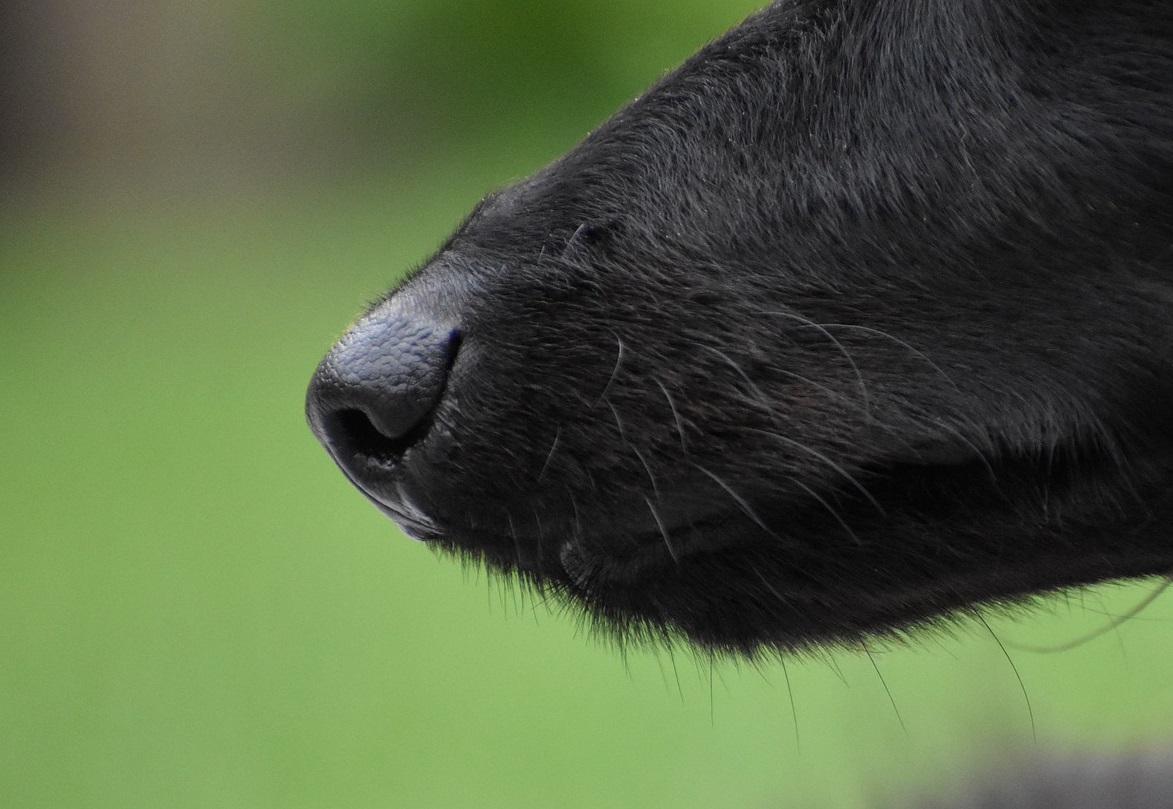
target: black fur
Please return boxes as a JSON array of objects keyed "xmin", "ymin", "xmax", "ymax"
[{"xmin": 308, "ymin": 0, "xmax": 1173, "ymax": 656}]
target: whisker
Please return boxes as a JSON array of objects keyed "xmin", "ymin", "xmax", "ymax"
[
  {"xmin": 701, "ymin": 344, "xmax": 858, "ymax": 417},
  {"xmin": 691, "ymin": 463, "xmax": 783, "ymax": 541},
  {"xmin": 531, "ymin": 506, "xmax": 547, "ymax": 574},
  {"xmin": 566, "ymin": 487, "xmax": 585, "ymax": 546},
  {"xmin": 538, "ymin": 426, "xmax": 562, "ymax": 482},
  {"xmin": 605, "ymin": 397, "xmax": 628, "ymax": 442},
  {"xmin": 665, "ymin": 643, "xmax": 685, "ymax": 705},
  {"xmin": 780, "ymin": 657, "xmax": 800, "ymax": 752},
  {"xmin": 746, "ymin": 426, "xmax": 885, "ymax": 517},
  {"xmin": 562, "ymin": 222, "xmax": 588, "ymax": 257},
  {"xmin": 977, "ymin": 612, "xmax": 1036, "ymax": 742},
  {"xmin": 631, "ymin": 446, "xmax": 660, "ymax": 497},
  {"xmin": 597, "ymin": 333, "xmax": 626, "ymax": 405},
  {"xmin": 789, "ymin": 477, "xmax": 862, "ymax": 545},
  {"xmin": 864, "ymin": 646, "xmax": 906, "ymax": 732},
  {"xmin": 505, "ymin": 510, "xmax": 524, "ymax": 572},
  {"xmin": 923, "ymin": 416, "xmax": 999, "ymax": 483},
  {"xmin": 824, "ymin": 323, "xmax": 961, "ymax": 393},
  {"xmin": 762, "ymin": 308, "xmax": 871, "ymax": 419},
  {"xmin": 644, "ymin": 496, "xmax": 680, "ymax": 563},
  {"xmin": 1008, "ymin": 575, "xmax": 1173, "ymax": 653},
  {"xmin": 654, "ymin": 377, "xmax": 689, "ymax": 453}
]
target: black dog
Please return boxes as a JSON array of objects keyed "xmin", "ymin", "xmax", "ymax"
[
  {"xmin": 307, "ymin": 0, "xmax": 1173, "ymax": 659},
  {"xmin": 307, "ymin": 2, "xmax": 1173, "ymax": 805}
]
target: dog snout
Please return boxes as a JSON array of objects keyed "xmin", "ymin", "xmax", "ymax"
[{"xmin": 306, "ymin": 302, "xmax": 460, "ymax": 492}]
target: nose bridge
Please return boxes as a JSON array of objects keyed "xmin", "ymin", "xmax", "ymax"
[{"xmin": 393, "ymin": 250, "xmax": 486, "ymax": 321}]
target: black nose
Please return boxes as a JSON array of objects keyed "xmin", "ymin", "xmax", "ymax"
[{"xmin": 306, "ymin": 305, "xmax": 460, "ymax": 479}]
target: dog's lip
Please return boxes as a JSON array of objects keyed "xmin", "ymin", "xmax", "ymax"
[
  {"xmin": 316, "ymin": 435, "xmax": 444, "ymax": 541},
  {"xmin": 367, "ymin": 489, "xmax": 442, "ymax": 541},
  {"xmin": 367, "ymin": 486, "xmax": 742, "ymax": 578}
]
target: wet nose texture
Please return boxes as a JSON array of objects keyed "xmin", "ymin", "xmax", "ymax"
[{"xmin": 306, "ymin": 308, "xmax": 460, "ymax": 470}]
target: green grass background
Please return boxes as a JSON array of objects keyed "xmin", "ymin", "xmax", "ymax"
[{"xmin": 4, "ymin": 2, "xmax": 1173, "ymax": 807}]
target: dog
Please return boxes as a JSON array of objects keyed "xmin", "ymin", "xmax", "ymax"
[{"xmin": 307, "ymin": 0, "xmax": 1173, "ymax": 803}]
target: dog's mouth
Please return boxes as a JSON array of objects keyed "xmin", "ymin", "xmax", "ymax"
[{"xmin": 402, "ymin": 435, "xmax": 1147, "ymax": 651}]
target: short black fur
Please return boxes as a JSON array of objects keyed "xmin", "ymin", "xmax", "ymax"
[{"xmin": 308, "ymin": 0, "xmax": 1173, "ymax": 656}]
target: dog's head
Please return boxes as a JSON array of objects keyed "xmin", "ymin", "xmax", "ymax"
[{"xmin": 307, "ymin": 0, "xmax": 1173, "ymax": 654}]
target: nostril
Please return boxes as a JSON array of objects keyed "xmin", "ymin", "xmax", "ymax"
[
  {"xmin": 306, "ymin": 306, "xmax": 461, "ymax": 471},
  {"xmin": 323, "ymin": 408, "xmax": 422, "ymax": 465}
]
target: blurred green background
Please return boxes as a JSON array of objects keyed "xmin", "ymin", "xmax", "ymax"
[{"xmin": 3, "ymin": 2, "xmax": 1172, "ymax": 807}]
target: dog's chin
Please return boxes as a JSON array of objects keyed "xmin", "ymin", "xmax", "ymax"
[
  {"xmin": 411, "ymin": 498, "xmax": 939, "ymax": 653},
  {"xmin": 393, "ymin": 439, "xmax": 1169, "ymax": 654}
]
